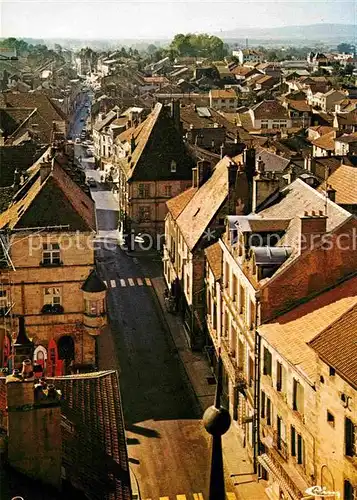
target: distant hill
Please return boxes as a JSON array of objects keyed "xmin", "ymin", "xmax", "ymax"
[{"xmin": 217, "ymin": 23, "xmax": 356, "ymax": 42}]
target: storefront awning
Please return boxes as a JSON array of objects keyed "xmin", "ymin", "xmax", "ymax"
[{"xmin": 258, "ymin": 453, "xmax": 303, "ymax": 500}]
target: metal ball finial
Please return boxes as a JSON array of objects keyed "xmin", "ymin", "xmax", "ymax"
[{"xmin": 203, "ymin": 404, "xmax": 231, "ymax": 436}]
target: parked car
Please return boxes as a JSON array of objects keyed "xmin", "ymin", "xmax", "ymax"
[
  {"xmin": 80, "ymin": 118, "xmax": 85, "ymax": 122},
  {"xmin": 86, "ymin": 177, "xmax": 96, "ymax": 187},
  {"xmin": 75, "ymin": 138, "xmax": 81, "ymax": 144}
]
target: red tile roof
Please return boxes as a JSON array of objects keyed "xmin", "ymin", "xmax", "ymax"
[
  {"xmin": 251, "ymin": 100, "xmax": 289, "ymax": 120},
  {"xmin": 166, "ymin": 186, "xmax": 197, "ymax": 220},
  {"xmin": 309, "ymin": 304, "xmax": 357, "ymax": 388},
  {"xmin": 205, "ymin": 241, "xmax": 223, "ymax": 280},
  {"xmin": 318, "ymin": 164, "xmax": 357, "ymax": 204},
  {"xmin": 259, "ymin": 276, "xmax": 357, "ymax": 384}
]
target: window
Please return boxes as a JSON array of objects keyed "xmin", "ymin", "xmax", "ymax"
[
  {"xmin": 292, "ymin": 378, "xmax": 304, "ymax": 414},
  {"xmin": 240, "ymin": 285, "xmax": 246, "ymax": 315},
  {"xmin": 249, "ymin": 300, "xmax": 255, "ymax": 330},
  {"xmin": 138, "ymin": 206, "xmax": 151, "ymax": 221},
  {"xmin": 224, "ymin": 261, "xmax": 229, "ymax": 288},
  {"xmin": 138, "ymin": 183, "xmax": 150, "ymax": 198},
  {"xmin": 297, "ymin": 433, "xmax": 305, "ymax": 466},
  {"xmin": 44, "ymin": 287, "xmax": 62, "ymax": 306},
  {"xmin": 170, "ymin": 160, "xmax": 177, "ymax": 173},
  {"xmin": 42, "ymin": 243, "xmax": 61, "ymax": 265},
  {"xmin": 327, "ymin": 411, "xmax": 335, "ymax": 427},
  {"xmin": 266, "ymin": 397, "xmax": 272, "ymax": 425},
  {"xmin": 248, "ymin": 356, "xmax": 254, "ymax": 387},
  {"xmin": 0, "ymin": 289, "xmax": 8, "ymax": 309},
  {"xmin": 345, "ymin": 417, "xmax": 356, "ymax": 457},
  {"xmin": 85, "ymin": 298, "xmax": 104, "ymax": 316},
  {"xmin": 263, "ymin": 347, "xmax": 272, "ymax": 377},
  {"xmin": 329, "ymin": 366, "xmax": 336, "ymax": 376},
  {"xmin": 277, "ymin": 415, "xmax": 287, "ymax": 454},
  {"xmin": 276, "ymin": 361, "xmax": 286, "ymax": 393},
  {"xmin": 291, "ymin": 425, "xmax": 296, "ymax": 456},
  {"xmin": 344, "ymin": 481, "xmax": 357, "ymax": 500},
  {"xmin": 261, "ymin": 391, "xmax": 266, "ymax": 418},
  {"xmin": 164, "ymin": 185, "xmax": 172, "ymax": 197},
  {"xmin": 232, "ymin": 273, "xmax": 238, "ymax": 301},
  {"xmin": 261, "ymin": 120, "xmax": 269, "ymax": 129}
]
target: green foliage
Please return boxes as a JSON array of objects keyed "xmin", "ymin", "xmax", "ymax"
[
  {"xmin": 337, "ymin": 43, "xmax": 353, "ymax": 54},
  {"xmin": 169, "ymin": 33, "xmax": 227, "ymax": 59}
]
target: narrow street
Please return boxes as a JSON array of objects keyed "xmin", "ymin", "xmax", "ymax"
[{"xmin": 70, "ymin": 103, "xmax": 236, "ymax": 500}]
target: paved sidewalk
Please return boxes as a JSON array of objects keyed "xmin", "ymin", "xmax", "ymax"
[{"xmin": 145, "ymin": 270, "xmax": 268, "ymax": 500}]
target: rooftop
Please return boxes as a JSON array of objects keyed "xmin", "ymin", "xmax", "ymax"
[
  {"xmin": 259, "ymin": 275, "xmax": 357, "ymax": 385},
  {"xmin": 205, "ymin": 241, "xmax": 223, "ymax": 280},
  {"xmin": 251, "ymin": 100, "xmax": 289, "ymax": 120}
]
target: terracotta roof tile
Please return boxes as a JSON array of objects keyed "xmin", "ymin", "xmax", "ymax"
[
  {"xmin": 205, "ymin": 241, "xmax": 223, "ymax": 280},
  {"xmin": 251, "ymin": 100, "xmax": 289, "ymax": 120},
  {"xmin": 47, "ymin": 370, "xmax": 131, "ymax": 500},
  {"xmin": 166, "ymin": 186, "xmax": 197, "ymax": 220},
  {"xmin": 309, "ymin": 304, "xmax": 357, "ymax": 388},
  {"xmin": 259, "ymin": 276, "xmax": 357, "ymax": 384},
  {"xmin": 210, "ymin": 89, "xmax": 237, "ymax": 99},
  {"xmin": 176, "ymin": 156, "xmax": 231, "ymax": 250},
  {"xmin": 311, "ymin": 130, "xmax": 336, "ymax": 151},
  {"xmin": 318, "ymin": 164, "xmax": 357, "ymax": 204}
]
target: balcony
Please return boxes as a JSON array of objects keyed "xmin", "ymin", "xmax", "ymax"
[{"xmin": 220, "ymin": 337, "xmax": 247, "ymax": 392}]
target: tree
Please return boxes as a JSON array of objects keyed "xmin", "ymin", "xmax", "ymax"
[
  {"xmin": 337, "ymin": 43, "xmax": 352, "ymax": 54},
  {"xmin": 169, "ymin": 33, "xmax": 227, "ymax": 60},
  {"xmin": 147, "ymin": 44, "xmax": 157, "ymax": 55}
]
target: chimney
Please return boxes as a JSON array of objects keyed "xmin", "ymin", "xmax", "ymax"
[
  {"xmin": 130, "ymin": 134, "xmax": 136, "ymax": 153},
  {"xmin": 13, "ymin": 316, "xmax": 34, "ymax": 370},
  {"xmin": 6, "ymin": 373, "xmax": 62, "ymax": 489},
  {"xmin": 243, "ymin": 147, "xmax": 256, "ymax": 183},
  {"xmin": 252, "ymin": 172, "xmax": 280, "ymax": 213},
  {"xmin": 197, "ymin": 160, "xmax": 211, "ymax": 187},
  {"xmin": 228, "ymin": 160, "xmax": 238, "ymax": 189},
  {"xmin": 300, "ymin": 211, "xmax": 327, "ymax": 253},
  {"xmin": 40, "ymin": 159, "xmax": 53, "ymax": 183},
  {"xmin": 171, "ymin": 99, "xmax": 181, "ymax": 133},
  {"xmin": 192, "ymin": 167, "xmax": 199, "ymax": 188},
  {"xmin": 327, "ymin": 184, "xmax": 336, "ymax": 202}
]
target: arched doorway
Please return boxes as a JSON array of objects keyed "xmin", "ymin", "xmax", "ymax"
[{"xmin": 58, "ymin": 335, "xmax": 75, "ymax": 374}]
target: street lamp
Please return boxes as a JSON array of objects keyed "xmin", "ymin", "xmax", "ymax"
[{"xmin": 203, "ymin": 350, "xmax": 231, "ymax": 500}]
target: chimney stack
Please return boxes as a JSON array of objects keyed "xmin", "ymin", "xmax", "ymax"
[
  {"xmin": 327, "ymin": 185, "xmax": 336, "ymax": 203},
  {"xmin": 252, "ymin": 171, "xmax": 280, "ymax": 213},
  {"xmin": 300, "ymin": 211, "xmax": 327, "ymax": 253},
  {"xmin": 40, "ymin": 158, "xmax": 53, "ymax": 183},
  {"xmin": 130, "ymin": 134, "xmax": 136, "ymax": 154}
]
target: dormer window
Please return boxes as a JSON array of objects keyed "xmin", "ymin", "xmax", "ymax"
[
  {"xmin": 42, "ymin": 243, "xmax": 61, "ymax": 266},
  {"xmin": 171, "ymin": 160, "xmax": 177, "ymax": 173}
]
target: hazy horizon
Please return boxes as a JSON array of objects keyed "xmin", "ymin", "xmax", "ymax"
[{"xmin": 1, "ymin": 0, "xmax": 356, "ymax": 40}]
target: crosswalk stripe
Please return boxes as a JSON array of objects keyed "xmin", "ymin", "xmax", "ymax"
[
  {"xmin": 159, "ymin": 497, "xmax": 169, "ymax": 500},
  {"xmin": 193, "ymin": 494, "xmax": 204, "ymax": 500},
  {"xmin": 137, "ymin": 278, "xmax": 143, "ymax": 286},
  {"xmin": 128, "ymin": 278, "xmax": 135, "ymax": 286},
  {"xmin": 110, "ymin": 279, "xmax": 116, "ymax": 288},
  {"xmin": 145, "ymin": 278, "xmax": 152, "ymax": 286},
  {"xmin": 103, "ymin": 280, "xmax": 107, "ymax": 287},
  {"xmin": 176, "ymin": 496, "xmax": 186, "ymax": 500},
  {"xmin": 120, "ymin": 279, "xmax": 126, "ymax": 287},
  {"xmin": 226, "ymin": 493, "xmax": 236, "ymax": 500}
]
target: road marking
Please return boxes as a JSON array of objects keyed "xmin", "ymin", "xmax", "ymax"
[
  {"xmin": 137, "ymin": 278, "xmax": 143, "ymax": 286},
  {"xmin": 176, "ymin": 496, "xmax": 186, "ymax": 500},
  {"xmin": 120, "ymin": 279, "xmax": 126, "ymax": 287},
  {"xmin": 103, "ymin": 280, "xmax": 107, "ymax": 287},
  {"xmin": 128, "ymin": 278, "xmax": 135, "ymax": 286},
  {"xmin": 110, "ymin": 280, "xmax": 116, "ymax": 288},
  {"xmin": 145, "ymin": 278, "xmax": 152, "ymax": 286},
  {"xmin": 159, "ymin": 497, "xmax": 169, "ymax": 500},
  {"xmin": 193, "ymin": 494, "xmax": 204, "ymax": 500},
  {"xmin": 226, "ymin": 494, "xmax": 236, "ymax": 499}
]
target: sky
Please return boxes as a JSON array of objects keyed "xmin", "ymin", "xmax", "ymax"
[{"xmin": 1, "ymin": 0, "xmax": 356, "ymax": 39}]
